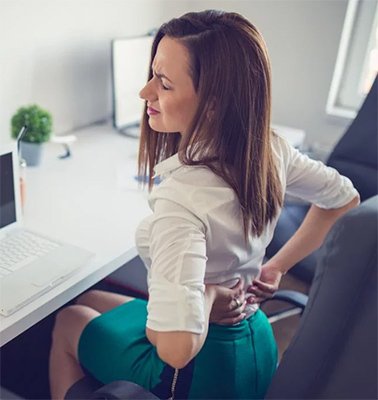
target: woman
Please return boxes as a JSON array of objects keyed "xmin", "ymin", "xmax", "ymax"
[{"xmin": 49, "ymin": 10, "xmax": 359, "ymax": 399}]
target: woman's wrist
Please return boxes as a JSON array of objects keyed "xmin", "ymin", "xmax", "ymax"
[
  {"xmin": 263, "ymin": 259, "xmax": 288, "ymax": 275},
  {"xmin": 204, "ymin": 285, "xmax": 217, "ymax": 305}
]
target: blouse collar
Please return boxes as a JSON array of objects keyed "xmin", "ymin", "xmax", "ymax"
[{"xmin": 153, "ymin": 153, "xmax": 182, "ymax": 179}]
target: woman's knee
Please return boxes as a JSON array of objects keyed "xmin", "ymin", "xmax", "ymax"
[
  {"xmin": 75, "ymin": 289, "xmax": 104, "ymax": 307},
  {"xmin": 52, "ymin": 304, "xmax": 99, "ymax": 356},
  {"xmin": 75, "ymin": 289, "xmax": 134, "ymax": 313}
]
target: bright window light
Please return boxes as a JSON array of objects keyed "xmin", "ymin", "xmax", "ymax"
[{"xmin": 327, "ymin": 0, "xmax": 378, "ymax": 119}]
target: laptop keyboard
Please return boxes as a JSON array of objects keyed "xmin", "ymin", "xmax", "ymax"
[{"xmin": 0, "ymin": 231, "xmax": 60, "ymax": 278}]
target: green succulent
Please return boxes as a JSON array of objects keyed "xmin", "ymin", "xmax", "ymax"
[{"xmin": 11, "ymin": 104, "xmax": 53, "ymax": 144}]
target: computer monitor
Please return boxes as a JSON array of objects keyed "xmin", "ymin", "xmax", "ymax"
[{"xmin": 111, "ymin": 34, "xmax": 154, "ymax": 137}]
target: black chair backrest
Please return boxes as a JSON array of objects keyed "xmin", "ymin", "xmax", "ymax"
[
  {"xmin": 327, "ymin": 76, "xmax": 378, "ymax": 201},
  {"xmin": 265, "ymin": 196, "xmax": 378, "ymax": 399}
]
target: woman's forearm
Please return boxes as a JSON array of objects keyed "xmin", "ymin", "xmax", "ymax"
[
  {"xmin": 267, "ymin": 195, "xmax": 360, "ymax": 274},
  {"xmin": 146, "ymin": 287, "xmax": 216, "ymax": 369}
]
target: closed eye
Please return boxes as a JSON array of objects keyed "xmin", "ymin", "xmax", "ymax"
[
  {"xmin": 161, "ymin": 81, "xmax": 171, "ymax": 90},
  {"xmin": 152, "ymin": 69, "xmax": 172, "ymax": 90}
]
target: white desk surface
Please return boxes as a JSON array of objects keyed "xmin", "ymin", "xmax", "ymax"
[
  {"xmin": 0, "ymin": 124, "xmax": 150, "ymax": 347},
  {"xmin": 0, "ymin": 122, "xmax": 305, "ymax": 347}
]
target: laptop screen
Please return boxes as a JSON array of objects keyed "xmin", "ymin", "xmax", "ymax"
[{"xmin": 0, "ymin": 151, "xmax": 16, "ymax": 228}]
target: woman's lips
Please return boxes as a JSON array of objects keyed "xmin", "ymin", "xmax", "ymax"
[{"xmin": 147, "ymin": 106, "xmax": 160, "ymax": 116}]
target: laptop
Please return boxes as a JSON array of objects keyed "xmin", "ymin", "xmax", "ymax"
[{"xmin": 0, "ymin": 143, "xmax": 94, "ymax": 316}]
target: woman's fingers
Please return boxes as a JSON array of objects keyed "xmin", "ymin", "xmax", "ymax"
[
  {"xmin": 218, "ymin": 295, "xmax": 247, "ymax": 324},
  {"xmin": 252, "ymin": 279, "xmax": 277, "ymax": 293},
  {"xmin": 247, "ymin": 296, "xmax": 265, "ymax": 304},
  {"xmin": 217, "ymin": 299, "xmax": 247, "ymax": 322},
  {"xmin": 217, "ymin": 312, "xmax": 247, "ymax": 325},
  {"xmin": 228, "ymin": 293, "xmax": 246, "ymax": 312},
  {"xmin": 230, "ymin": 277, "xmax": 244, "ymax": 298},
  {"xmin": 246, "ymin": 280, "xmax": 277, "ymax": 304},
  {"xmin": 208, "ymin": 278, "xmax": 248, "ymax": 324},
  {"xmin": 230, "ymin": 300, "xmax": 247, "ymax": 315},
  {"xmin": 248, "ymin": 287, "xmax": 272, "ymax": 298}
]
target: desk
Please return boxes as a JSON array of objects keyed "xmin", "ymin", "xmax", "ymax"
[
  {"xmin": 0, "ymin": 122, "xmax": 305, "ymax": 347},
  {"xmin": 272, "ymin": 124, "xmax": 305, "ymax": 149},
  {"xmin": 0, "ymin": 124, "xmax": 150, "ymax": 347}
]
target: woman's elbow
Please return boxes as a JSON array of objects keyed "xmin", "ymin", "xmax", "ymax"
[
  {"xmin": 155, "ymin": 333, "xmax": 198, "ymax": 369},
  {"xmin": 329, "ymin": 194, "xmax": 360, "ymax": 215},
  {"xmin": 338, "ymin": 194, "xmax": 360, "ymax": 215},
  {"xmin": 151, "ymin": 330, "xmax": 201, "ymax": 369},
  {"xmin": 350, "ymin": 194, "xmax": 360, "ymax": 208},
  {"xmin": 157, "ymin": 344, "xmax": 193, "ymax": 369}
]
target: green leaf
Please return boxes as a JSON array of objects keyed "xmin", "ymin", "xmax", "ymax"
[{"xmin": 10, "ymin": 104, "xmax": 53, "ymax": 143}]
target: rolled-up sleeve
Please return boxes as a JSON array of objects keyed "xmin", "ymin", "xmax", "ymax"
[
  {"xmin": 283, "ymin": 140, "xmax": 359, "ymax": 208},
  {"xmin": 146, "ymin": 187, "xmax": 207, "ymax": 334}
]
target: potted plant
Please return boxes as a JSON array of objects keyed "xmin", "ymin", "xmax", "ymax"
[{"xmin": 11, "ymin": 104, "xmax": 53, "ymax": 166}]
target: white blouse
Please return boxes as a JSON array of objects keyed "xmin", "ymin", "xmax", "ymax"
[{"xmin": 135, "ymin": 135, "xmax": 359, "ymax": 334}]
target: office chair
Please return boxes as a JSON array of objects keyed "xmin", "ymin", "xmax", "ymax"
[
  {"xmin": 265, "ymin": 194, "xmax": 377, "ymax": 399},
  {"xmin": 65, "ymin": 195, "xmax": 378, "ymax": 399},
  {"xmin": 0, "ymin": 386, "xmax": 23, "ymax": 399},
  {"xmin": 266, "ymin": 75, "xmax": 378, "ymax": 283}
]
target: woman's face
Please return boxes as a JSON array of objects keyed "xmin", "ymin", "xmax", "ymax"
[{"xmin": 139, "ymin": 36, "xmax": 199, "ymax": 135}]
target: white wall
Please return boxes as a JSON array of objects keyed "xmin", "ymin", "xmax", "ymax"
[
  {"xmin": 0, "ymin": 0, "xmax": 173, "ymax": 143},
  {"xmin": 161, "ymin": 0, "xmax": 351, "ymax": 151},
  {"xmin": 1, "ymin": 0, "xmax": 350, "ymax": 150}
]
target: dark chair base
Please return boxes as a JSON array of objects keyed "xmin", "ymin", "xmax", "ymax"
[
  {"xmin": 65, "ymin": 376, "xmax": 103, "ymax": 399},
  {"xmin": 65, "ymin": 376, "xmax": 159, "ymax": 399}
]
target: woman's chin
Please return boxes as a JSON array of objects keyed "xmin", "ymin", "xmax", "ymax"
[
  {"xmin": 148, "ymin": 120, "xmax": 163, "ymax": 132},
  {"xmin": 148, "ymin": 122, "xmax": 178, "ymax": 134}
]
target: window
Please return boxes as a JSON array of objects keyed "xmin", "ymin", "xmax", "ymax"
[{"xmin": 327, "ymin": 0, "xmax": 378, "ymax": 119}]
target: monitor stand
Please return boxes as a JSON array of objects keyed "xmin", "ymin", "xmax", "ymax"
[{"xmin": 118, "ymin": 123, "xmax": 140, "ymax": 139}]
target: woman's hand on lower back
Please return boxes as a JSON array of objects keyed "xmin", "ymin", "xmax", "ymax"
[
  {"xmin": 207, "ymin": 278, "xmax": 247, "ymax": 325},
  {"xmin": 246, "ymin": 263, "xmax": 283, "ymax": 304}
]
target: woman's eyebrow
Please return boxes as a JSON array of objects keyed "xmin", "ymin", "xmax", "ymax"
[{"xmin": 152, "ymin": 68, "xmax": 173, "ymax": 83}]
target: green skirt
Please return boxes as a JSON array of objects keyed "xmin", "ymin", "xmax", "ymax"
[{"xmin": 78, "ymin": 298, "xmax": 277, "ymax": 399}]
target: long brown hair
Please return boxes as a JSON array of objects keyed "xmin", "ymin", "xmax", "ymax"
[{"xmin": 138, "ymin": 10, "xmax": 283, "ymax": 238}]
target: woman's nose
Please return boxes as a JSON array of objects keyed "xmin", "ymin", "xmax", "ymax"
[{"xmin": 139, "ymin": 79, "xmax": 156, "ymax": 102}]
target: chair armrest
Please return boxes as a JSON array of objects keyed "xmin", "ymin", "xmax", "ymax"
[
  {"xmin": 91, "ymin": 380, "xmax": 159, "ymax": 399},
  {"xmin": 269, "ymin": 290, "xmax": 308, "ymax": 309},
  {"xmin": 262, "ymin": 290, "xmax": 308, "ymax": 323}
]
